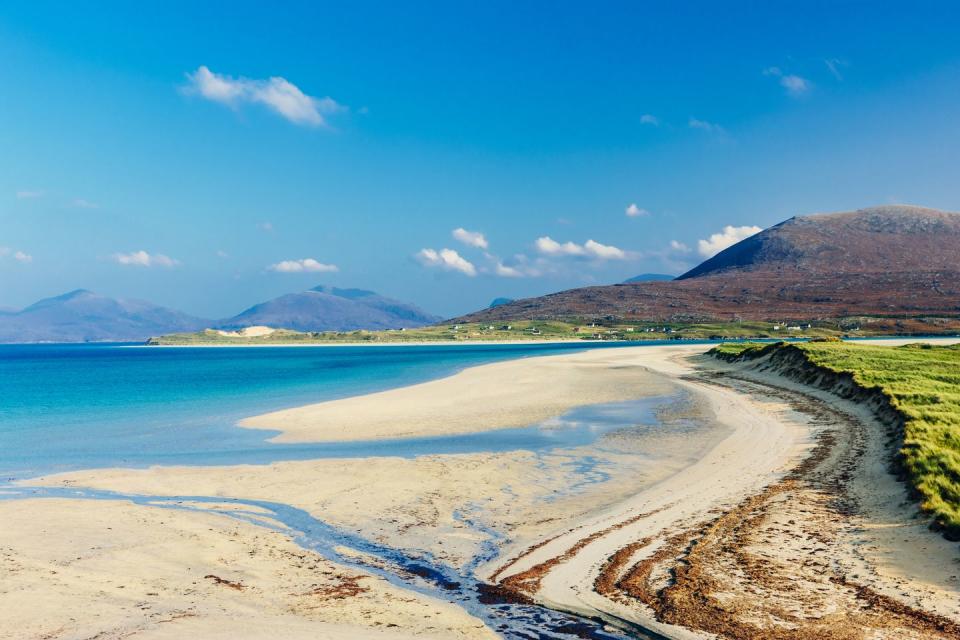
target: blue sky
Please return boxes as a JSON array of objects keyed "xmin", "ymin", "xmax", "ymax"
[{"xmin": 2, "ymin": 1, "xmax": 960, "ymax": 318}]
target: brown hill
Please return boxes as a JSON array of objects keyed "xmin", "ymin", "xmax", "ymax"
[{"xmin": 453, "ymin": 205, "xmax": 960, "ymax": 323}]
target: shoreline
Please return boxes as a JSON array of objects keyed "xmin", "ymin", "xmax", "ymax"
[
  {"xmin": 132, "ymin": 338, "xmax": 603, "ymax": 348},
  {"xmin": 136, "ymin": 333, "xmax": 960, "ymax": 348},
  {"xmin": 477, "ymin": 344, "xmax": 813, "ymax": 637},
  {"xmin": 239, "ymin": 347, "xmax": 677, "ymax": 443},
  {"xmin": 483, "ymin": 341, "xmax": 960, "ymax": 638},
  {"xmin": 3, "ymin": 339, "xmax": 959, "ymax": 639},
  {"xmin": 6, "ymin": 344, "xmax": 704, "ymax": 639},
  {"xmin": 239, "ymin": 337, "xmax": 960, "ymax": 444}
]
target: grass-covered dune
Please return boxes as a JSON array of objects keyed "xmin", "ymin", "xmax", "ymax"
[{"xmin": 711, "ymin": 340, "xmax": 960, "ymax": 539}]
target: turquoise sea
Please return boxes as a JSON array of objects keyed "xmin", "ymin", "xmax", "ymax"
[{"xmin": 0, "ymin": 341, "xmax": 711, "ymax": 480}]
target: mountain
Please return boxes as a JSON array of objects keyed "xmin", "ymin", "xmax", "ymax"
[
  {"xmin": 452, "ymin": 205, "xmax": 960, "ymax": 323},
  {"xmin": 622, "ymin": 273, "xmax": 675, "ymax": 284},
  {"xmin": 0, "ymin": 290, "xmax": 208, "ymax": 343},
  {"xmin": 219, "ymin": 286, "xmax": 441, "ymax": 332},
  {"xmin": 489, "ymin": 297, "xmax": 515, "ymax": 308}
]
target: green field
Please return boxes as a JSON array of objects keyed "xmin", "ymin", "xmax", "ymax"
[
  {"xmin": 148, "ymin": 319, "xmax": 875, "ymax": 346},
  {"xmin": 712, "ymin": 340, "xmax": 960, "ymax": 539}
]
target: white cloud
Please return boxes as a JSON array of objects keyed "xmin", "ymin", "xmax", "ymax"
[
  {"xmin": 764, "ymin": 66, "xmax": 811, "ymax": 96},
  {"xmin": 184, "ymin": 66, "xmax": 344, "ymax": 127},
  {"xmin": 268, "ymin": 258, "xmax": 339, "ymax": 273},
  {"xmin": 688, "ymin": 118, "xmax": 725, "ymax": 134},
  {"xmin": 187, "ymin": 65, "xmax": 246, "ymax": 104},
  {"xmin": 0, "ymin": 247, "xmax": 32, "ymax": 263},
  {"xmin": 535, "ymin": 236, "xmax": 629, "ymax": 260},
  {"xmin": 697, "ymin": 225, "xmax": 762, "ymax": 258},
  {"xmin": 416, "ymin": 248, "xmax": 477, "ymax": 276},
  {"xmin": 481, "ymin": 251, "xmax": 536, "ymax": 278},
  {"xmin": 625, "ymin": 203, "xmax": 649, "ymax": 217},
  {"xmin": 584, "ymin": 239, "xmax": 626, "ymax": 259},
  {"xmin": 72, "ymin": 198, "xmax": 99, "ymax": 209},
  {"xmin": 493, "ymin": 261, "xmax": 523, "ymax": 277},
  {"xmin": 640, "ymin": 114, "xmax": 660, "ymax": 126},
  {"xmin": 669, "ymin": 240, "xmax": 691, "ymax": 253},
  {"xmin": 15, "ymin": 190, "xmax": 43, "ymax": 199},
  {"xmin": 451, "ymin": 227, "xmax": 488, "ymax": 249},
  {"xmin": 536, "ymin": 236, "xmax": 586, "ymax": 257},
  {"xmin": 780, "ymin": 74, "xmax": 811, "ymax": 96},
  {"xmin": 216, "ymin": 250, "xmax": 229, "ymax": 258},
  {"xmin": 113, "ymin": 250, "xmax": 180, "ymax": 268},
  {"xmin": 258, "ymin": 222, "xmax": 274, "ymax": 232}
]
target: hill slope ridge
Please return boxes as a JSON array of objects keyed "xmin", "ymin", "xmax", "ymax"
[
  {"xmin": 0, "ymin": 290, "xmax": 208, "ymax": 343},
  {"xmin": 219, "ymin": 286, "xmax": 440, "ymax": 332},
  {"xmin": 453, "ymin": 205, "xmax": 960, "ymax": 323}
]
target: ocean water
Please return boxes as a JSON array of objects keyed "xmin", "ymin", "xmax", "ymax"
[{"xmin": 0, "ymin": 341, "xmax": 702, "ymax": 479}]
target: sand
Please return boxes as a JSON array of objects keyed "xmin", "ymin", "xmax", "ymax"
[
  {"xmin": 215, "ymin": 326, "xmax": 277, "ymax": 338},
  {"xmin": 0, "ymin": 497, "xmax": 496, "ymax": 640},
  {"xmin": 484, "ymin": 340, "xmax": 960, "ymax": 638},
  {"xmin": 240, "ymin": 348, "xmax": 676, "ymax": 442},
  {"xmin": 6, "ymin": 345, "xmax": 693, "ymax": 639},
  {"xmin": 482, "ymin": 344, "xmax": 814, "ymax": 637},
  {"xmin": 5, "ymin": 339, "xmax": 959, "ymax": 640}
]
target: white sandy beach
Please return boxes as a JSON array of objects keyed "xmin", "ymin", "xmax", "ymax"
[
  {"xmin": 0, "ymin": 496, "xmax": 497, "ymax": 640},
  {"xmin": 240, "ymin": 347, "xmax": 676, "ymax": 442},
  {"xmin": 4, "ymin": 339, "xmax": 960, "ymax": 639}
]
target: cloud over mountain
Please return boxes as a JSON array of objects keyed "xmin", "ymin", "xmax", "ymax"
[
  {"xmin": 416, "ymin": 248, "xmax": 477, "ymax": 276},
  {"xmin": 535, "ymin": 237, "xmax": 629, "ymax": 260},
  {"xmin": 697, "ymin": 225, "xmax": 762, "ymax": 258},
  {"xmin": 268, "ymin": 258, "xmax": 339, "ymax": 273}
]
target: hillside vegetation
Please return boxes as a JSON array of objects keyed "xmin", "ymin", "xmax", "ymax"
[
  {"xmin": 711, "ymin": 340, "xmax": 960, "ymax": 538},
  {"xmin": 149, "ymin": 319, "xmax": 877, "ymax": 345}
]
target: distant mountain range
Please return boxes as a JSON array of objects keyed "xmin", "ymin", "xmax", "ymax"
[
  {"xmin": 621, "ymin": 273, "xmax": 675, "ymax": 284},
  {"xmin": 0, "ymin": 290, "xmax": 208, "ymax": 343},
  {"xmin": 219, "ymin": 286, "xmax": 440, "ymax": 333},
  {"xmin": 454, "ymin": 205, "xmax": 960, "ymax": 323},
  {"xmin": 8, "ymin": 205, "xmax": 960, "ymax": 342},
  {"xmin": 0, "ymin": 286, "xmax": 440, "ymax": 343}
]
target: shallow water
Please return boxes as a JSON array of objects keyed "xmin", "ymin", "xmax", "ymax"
[
  {"xmin": 0, "ymin": 341, "xmax": 694, "ymax": 639},
  {"xmin": 0, "ymin": 340, "xmax": 702, "ymax": 479}
]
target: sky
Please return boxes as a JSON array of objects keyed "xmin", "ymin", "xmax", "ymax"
[{"xmin": 2, "ymin": 1, "xmax": 960, "ymax": 319}]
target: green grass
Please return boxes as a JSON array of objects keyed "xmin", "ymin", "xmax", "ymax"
[
  {"xmin": 712, "ymin": 340, "xmax": 960, "ymax": 538},
  {"xmin": 149, "ymin": 320, "xmax": 867, "ymax": 346},
  {"xmin": 149, "ymin": 314, "xmax": 960, "ymax": 346}
]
